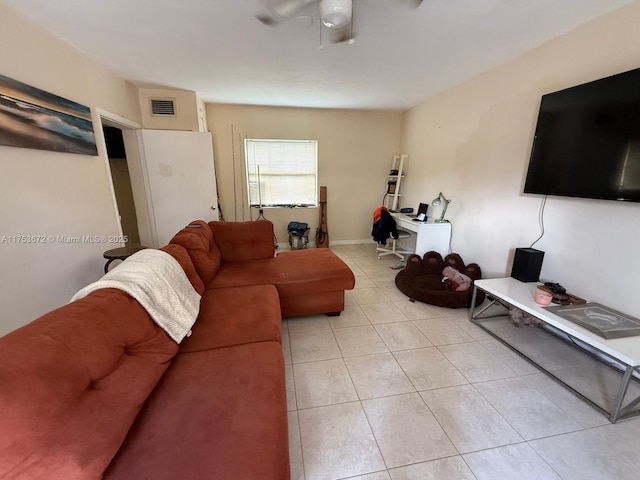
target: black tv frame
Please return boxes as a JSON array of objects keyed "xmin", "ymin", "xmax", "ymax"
[{"xmin": 524, "ymin": 67, "xmax": 640, "ymax": 203}]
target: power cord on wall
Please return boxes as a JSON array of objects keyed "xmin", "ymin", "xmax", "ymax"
[{"xmin": 530, "ymin": 195, "xmax": 547, "ymax": 248}]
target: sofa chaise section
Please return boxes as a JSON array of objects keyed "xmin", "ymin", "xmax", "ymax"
[
  {"xmin": 210, "ymin": 248, "xmax": 355, "ymax": 317},
  {"xmin": 170, "ymin": 219, "xmax": 356, "ymax": 318}
]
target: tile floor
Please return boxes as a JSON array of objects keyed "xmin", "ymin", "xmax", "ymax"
[{"xmin": 282, "ymin": 244, "xmax": 640, "ymax": 480}]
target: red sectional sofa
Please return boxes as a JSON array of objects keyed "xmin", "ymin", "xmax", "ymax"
[{"xmin": 0, "ymin": 220, "xmax": 355, "ymax": 480}]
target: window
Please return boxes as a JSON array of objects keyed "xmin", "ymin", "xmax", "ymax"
[{"xmin": 244, "ymin": 139, "xmax": 318, "ymax": 208}]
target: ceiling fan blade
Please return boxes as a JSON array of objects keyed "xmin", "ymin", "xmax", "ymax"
[{"xmin": 256, "ymin": 0, "xmax": 320, "ymax": 26}]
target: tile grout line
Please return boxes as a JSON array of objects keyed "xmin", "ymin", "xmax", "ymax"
[
  {"xmin": 336, "ymin": 260, "xmax": 393, "ymax": 476},
  {"xmin": 352, "ymin": 260, "xmax": 456, "ymax": 475}
]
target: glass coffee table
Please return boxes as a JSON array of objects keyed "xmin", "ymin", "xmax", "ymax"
[{"xmin": 470, "ymin": 277, "xmax": 640, "ymax": 423}]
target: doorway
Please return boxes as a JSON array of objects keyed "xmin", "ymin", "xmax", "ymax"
[{"xmin": 103, "ymin": 125, "xmax": 141, "ymax": 246}]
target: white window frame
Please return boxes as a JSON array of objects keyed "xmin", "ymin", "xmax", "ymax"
[{"xmin": 244, "ymin": 139, "xmax": 318, "ymax": 208}]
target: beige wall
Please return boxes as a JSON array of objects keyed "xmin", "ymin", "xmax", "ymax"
[
  {"xmin": 401, "ymin": 2, "xmax": 640, "ymax": 315},
  {"xmin": 206, "ymin": 104, "xmax": 403, "ymax": 245},
  {"xmin": 0, "ymin": 4, "xmax": 141, "ymax": 335},
  {"xmin": 138, "ymin": 88, "xmax": 203, "ymax": 131}
]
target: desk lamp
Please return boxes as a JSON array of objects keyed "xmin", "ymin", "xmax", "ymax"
[{"xmin": 432, "ymin": 192, "xmax": 450, "ymax": 223}]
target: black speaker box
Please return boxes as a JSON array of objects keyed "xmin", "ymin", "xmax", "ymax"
[{"xmin": 511, "ymin": 248, "xmax": 544, "ymax": 282}]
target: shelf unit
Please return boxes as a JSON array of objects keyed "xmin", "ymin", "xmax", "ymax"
[{"xmin": 384, "ymin": 154, "xmax": 407, "ymax": 212}]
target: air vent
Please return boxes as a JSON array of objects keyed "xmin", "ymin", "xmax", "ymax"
[{"xmin": 150, "ymin": 98, "xmax": 176, "ymax": 116}]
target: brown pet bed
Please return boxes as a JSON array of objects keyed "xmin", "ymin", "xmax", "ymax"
[{"xmin": 395, "ymin": 251, "xmax": 485, "ymax": 308}]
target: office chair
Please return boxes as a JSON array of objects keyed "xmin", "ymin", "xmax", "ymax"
[{"xmin": 376, "ymin": 229, "xmax": 413, "ymax": 260}]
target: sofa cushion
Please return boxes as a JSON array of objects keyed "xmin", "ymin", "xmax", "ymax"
[
  {"xmin": 160, "ymin": 244, "xmax": 205, "ymax": 295},
  {"xmin": 105, "ymin": 341, "xmax": 289, "ymax": 480},
  {"xmin": 210, "ymin": 220, "xmax": 275, "ymax": 261},
  {"xmin": 0, "ymin": 289, "xmax": 178, "ymax": 480},
  {"xmin": 180, "ymin": 285, "xmax": 281, "ymax": 353},
  {"xmin": 169, "ymin": 220, "xmax": 222, "ymax": 285},
  {"xmin": 209, "ymin": 248, "xmax": 355, "ymax": 298}
]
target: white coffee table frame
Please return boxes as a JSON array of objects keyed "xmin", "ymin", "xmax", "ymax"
[{"xmin": 469, "ymin": 277, "xmax": 640, "ymax": 423}]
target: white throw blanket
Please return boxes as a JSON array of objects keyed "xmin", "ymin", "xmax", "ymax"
[{"xmin": 71, "ymin": 249, "xmax": 201, "ymax": 343}]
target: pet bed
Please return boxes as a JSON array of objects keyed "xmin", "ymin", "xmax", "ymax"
[{"xmin": 395, "ymin": 251, "xmax": 484, "ymax": 308}]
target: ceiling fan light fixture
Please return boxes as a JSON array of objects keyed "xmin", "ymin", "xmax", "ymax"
[{"xmin": 320, "ymin": 0, "xmax": 352, "ymax": 28}]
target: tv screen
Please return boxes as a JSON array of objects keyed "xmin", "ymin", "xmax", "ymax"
[{"xmin": 524, "ymin": 67, "xmax": 640, "ymax": 202}]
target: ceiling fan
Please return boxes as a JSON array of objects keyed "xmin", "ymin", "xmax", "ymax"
[{"xmin": 256, "ymin": 0, "xmax": 423, "ymax": 44}]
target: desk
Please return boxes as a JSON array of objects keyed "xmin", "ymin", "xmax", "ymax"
[
  {"xmin": 470, "ymin": 277, "xmax": 640, "ymax": 423},
  {"xmin": 391, "ymin": 214, "xmax": 451, "ymax": 258}
]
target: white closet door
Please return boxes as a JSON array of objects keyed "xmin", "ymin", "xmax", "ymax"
[{"xmin": 138, "ymin": 130, "xmax": 219, "ymax": 247}]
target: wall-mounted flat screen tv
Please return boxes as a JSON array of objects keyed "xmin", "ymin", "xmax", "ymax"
[{"xmin": 524, "ymin": 67, "xmax": 640, "ymax": 202}]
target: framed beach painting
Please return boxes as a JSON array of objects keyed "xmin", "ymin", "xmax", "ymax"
[{"xmin": 0, "ymin": 74, "xmax": 98, "ymax": 156}]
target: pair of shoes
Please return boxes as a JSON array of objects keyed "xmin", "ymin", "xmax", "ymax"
[{"xmin": 544, "ymin": 282, "xmax": 566, "ymax": 294}]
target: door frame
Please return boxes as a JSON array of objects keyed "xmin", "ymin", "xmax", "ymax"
[{"xmin": 92, "ymin": 107, "xmax": 143, "ymax": 244}]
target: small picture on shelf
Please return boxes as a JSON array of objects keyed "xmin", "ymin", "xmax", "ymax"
[{"xmin": 387, "ymin": 181, "xmax": 397, "ymax": 194}]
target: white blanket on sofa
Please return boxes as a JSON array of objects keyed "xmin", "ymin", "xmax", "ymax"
[{"xmin": 70, "ymin": 249, "xmax": 201, "ymax": 343}]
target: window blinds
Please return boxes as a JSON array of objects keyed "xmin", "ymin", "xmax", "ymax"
[{"xmin": 245, "ymin": 139, "xmax": 318, "ymax": 207}]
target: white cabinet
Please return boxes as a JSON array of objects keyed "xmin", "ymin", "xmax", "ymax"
[{"xmin": 123, "ymin": 130, "xmax": 219, "ymax": 248}]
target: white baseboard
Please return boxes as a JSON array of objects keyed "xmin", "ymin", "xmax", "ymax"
[
  {"xmin": 329, "ymin": 239, "xmax": 375, "ymax": 246},
  {"xmin": 275, "ymin": 239, "xmax": 373, "ymax": 251}
]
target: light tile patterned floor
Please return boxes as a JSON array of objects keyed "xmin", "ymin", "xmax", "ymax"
[{"xmin": 283, "ymin": 244, "xmax": 640, "ymax": 480}]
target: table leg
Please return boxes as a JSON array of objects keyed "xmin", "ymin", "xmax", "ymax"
[
  {"xmin": 469, "ymin": 294, "xmax": 499, "ymax": 322},
  {"xmin": 469, "ymin": 285, "xmax": 478, "ymax": 320},
  {"xmin": 104, "ymin": 258, "xmax": 116, "ymax": 274},
  {"xmin": 610, "ymin": 366, "xmax": 634, "ymax": 423}
]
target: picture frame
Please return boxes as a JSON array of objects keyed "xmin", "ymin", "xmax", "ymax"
[{"xmin": 0, "ymin": 74, "xmax": 97, "ymax": 156}]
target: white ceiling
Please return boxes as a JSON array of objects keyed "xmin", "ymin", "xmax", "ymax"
[{"xmin": 3, "ymin": 0, "xmax": 633, "ymax": 110}]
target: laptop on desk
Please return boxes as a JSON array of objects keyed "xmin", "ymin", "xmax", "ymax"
[{"xmin": 407, "ymin": 202, "xmax": 428, "ymax": 221}]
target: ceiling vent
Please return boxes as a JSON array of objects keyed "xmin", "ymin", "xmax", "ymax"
[{"xmin": 150, "ymin": 98, "xmax": 176, "ymax": 116}]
